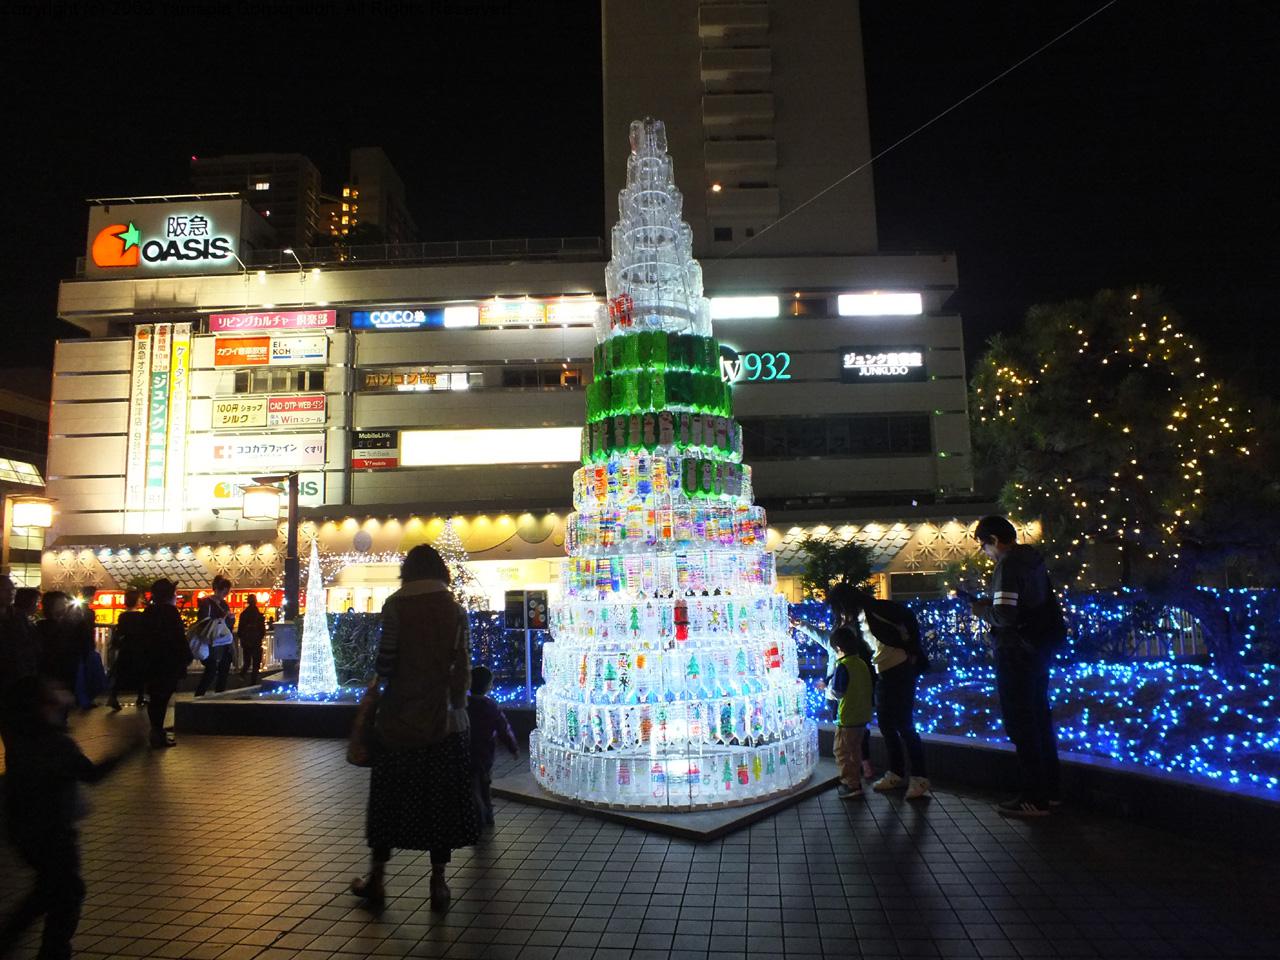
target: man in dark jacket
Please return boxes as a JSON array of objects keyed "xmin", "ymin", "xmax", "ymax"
[
  {"xmin": 237, "ymin": 595, "xmax": 267, "ymax": 685},
  {"xmin": 971, "ymin": 515, "xmax": 1063, "ymax": 818},
  {"xmin": 139, "ymin": 579, "xmax": 192, "ymax": 747}
]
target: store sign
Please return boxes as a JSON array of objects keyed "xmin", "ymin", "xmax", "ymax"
[
  {"xmin": 163, "ymin": 324, "xmax": 192, "ymax": 520},
  {"xmin": 124, "ymin": 326, "xmax": 153, "ymax": 516},
  {"xmin": 194, "ymin": 472, "xmax": 326, "ymax": 509},
  {"xmin": 206, "ymin": 432, "xmax": 326, "ymax": 470},
  {"xmin": 352, "ymin": 429, "xmax": 399, "ymax": 470},
  {"xmin": 351, "ymin": 308, "xmax": 445, "ymax": 331},
  {"xmin": 480, "ymin": 299, "xmax": 545, "ymax": 325},
  {"xmin": 88, "ymin": 208, "xmax": 234, "ymax": 273},
  {"xmin": 144, "ymin": 323, "xmax": 172, "ymax": 511},
  {"xmin": 840, "ymin": 346, "xmax": 927, "ymax": 383},
  {"xmin": 208, "ymin": 310, "xmax": 336, "ymax": 333},
  {"xmin": 268, "ymin": 395, "xmax": 326, "ymax": 426},
  {"xmin": 360, "ymin": 369, "xmax": 438, "ymax": 391},
  {"xmin": 213, "ymin": 334, "xmax": 328, "ymax": 367},
  {"xmin": 718, "ymin": 347, "xmax": 792, "ymax": 383}
]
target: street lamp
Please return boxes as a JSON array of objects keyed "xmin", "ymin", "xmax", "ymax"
[
  {"xmin": 230, "ymin": 252, "xmax": 251, "ymax": 308},
  {"xmin": 239, "ymin": 474, "xmax": 300, "ymax": 622},
  {"xmin": 2, "ymin": 495, "xmax": 55, "ymax": 584},
  {"xmin": 282, "ymin": 247, "xmax": 306, "ymax": 306}
]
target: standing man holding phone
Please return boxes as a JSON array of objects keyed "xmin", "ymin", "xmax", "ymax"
[{"xmin": 969, "ymin": 516, "xmax": 1065, "ymax": 818}]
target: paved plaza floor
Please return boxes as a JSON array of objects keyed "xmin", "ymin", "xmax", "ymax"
[{"xmin": 1, "ymin": 704, "xmax": 1277, "ymax": 960}]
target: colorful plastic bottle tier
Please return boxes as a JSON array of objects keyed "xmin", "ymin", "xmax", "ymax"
[
  {"xmin": 560, "ymin": 550, "xmax": 778, "ymax": 601},
  {"xmin": 529, "ymin": 726, "xmax": 819, "ymax": 810},
  {"xmin": 571, "ymin": 455, "xmax": 753, "ymax": 510},
  {"xmin": 540, "ymin": 634, "xmax": 800, "ymax": 705},
  {"xmin": 566, "ymin": 502, "xmax": 767, "ymax": 556},
  {"xmin": 530, "ymin": 117, "xmax": 816, "ymax": 809},
  {"xmin": 546, "ymin": 594, "xmax": 791, "ymax": 649}
]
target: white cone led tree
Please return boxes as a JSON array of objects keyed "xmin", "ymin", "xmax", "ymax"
[
  {"xmin": 434, "ymin": 517, "xmax": 489, "ymax": 612},
  {"xmin": 529, "ymin": 119, "xmax": 817, "ymax": 808},
  {"xmin": 298, "ymin": 540, "xmax": 339, "ymax": 695}
]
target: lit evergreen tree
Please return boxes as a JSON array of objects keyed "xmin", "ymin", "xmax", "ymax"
[
  {"xmin": 433, "ymin": 517, "xmax": 489, "ymax": 611},
  {"xmin": 298, "ymin": 541, "xmax": 339, "ymax": 695},
  {"xmin": 971, "ymin": 288, "xmax": 1266, "ymax": 587}
]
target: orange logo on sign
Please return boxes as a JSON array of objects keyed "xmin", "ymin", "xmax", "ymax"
[
  {"xmin": 91, "ymin": 222, "xmax": 141, "ymax": 267},
  {"xmin": 213, "ymin": 337, "xmax": 271, "ymax": 367}
]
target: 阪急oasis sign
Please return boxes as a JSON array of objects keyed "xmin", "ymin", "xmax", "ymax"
[{"xmin": 84, "ymin": 198, "xmax": 272, "ymax": 278}]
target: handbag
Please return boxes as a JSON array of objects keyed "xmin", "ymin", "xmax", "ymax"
[
  {"xmin": 347, "ymin": 682, "xmax": 381, "ymax": 767},
  {"xmin": 186, "ymin": 617, "xmax": 228, "ymax": 662}
]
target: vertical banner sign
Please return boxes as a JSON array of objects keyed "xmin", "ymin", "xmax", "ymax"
[
  {"xmin": 164, "ymin": 323, "xmax": 192, "ymax": 523},
  {"xmin": 145, "ymin": 324, "xmax": 172, "ymax": 513},
  {"xmin": 124, "ymin": 326, "xmax": 154, "ymax": 518}
]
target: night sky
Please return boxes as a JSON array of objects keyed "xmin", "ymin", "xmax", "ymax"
[{"xmin": 4, "ymin": 2, "xmax": 1276, "ymax": 394}]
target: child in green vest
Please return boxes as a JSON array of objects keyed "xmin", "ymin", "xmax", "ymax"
[{"xmin": 830, "ymin": 626, "xmax": 874, "ymax": 799}]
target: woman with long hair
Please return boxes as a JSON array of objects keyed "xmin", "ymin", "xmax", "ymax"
[{"xmin": 351, "ymin": 545, "xmax": 479, "ymax": 912}]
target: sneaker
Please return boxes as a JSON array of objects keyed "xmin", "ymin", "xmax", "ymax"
[
  {"xmin": 836, "ymin": 784, "xmax": 864, "ymax": 800},
  {"xmin": 904, "ymin": 777, "xmax": 931, "ymax": 800},
  {"xmin": 996, "ymin": 797, "xmax": 1051, "ymax": 818},
  {"xmin": 872, "ymin": 772, "xmax": 904, "ymax": 792},
  {"xmin": 861, "ymin": 760, "xmax": 875, "ymax": 780}
]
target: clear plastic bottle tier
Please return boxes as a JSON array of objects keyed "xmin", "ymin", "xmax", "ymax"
[{"xmin": 531, "ymin": 118, "xmax": 817, "ymax": 809}]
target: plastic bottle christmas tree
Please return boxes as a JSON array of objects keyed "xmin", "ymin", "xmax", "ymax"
[
  {"xmin": 298, "ymin": 540, "xmax": 339, "ymax": 696},
  {"xmin": 433, "ymin": 516, "xmax": 489, "ymax": 611},
  {"xmin": 529, "ymin": 118, "xmax": 817, "ymax": 809}
]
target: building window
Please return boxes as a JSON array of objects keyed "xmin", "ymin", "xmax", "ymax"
[
  {"xmin": 740, "ymin": 414, "xmax": 932, "ymax": 460},
  {"xmin": 253, "ymin": 181, "xmax": 271, "ymax": 191},
  {"xmin": 500, "ymin": 366, "xmax": 585, "ymax": 389},
  {"xmin": 232, "ymin": 368, "xmax": 325, "ymax": 394},
  {"xmin": 713, "ymin": 227, "xmax": 733, "ymax": 242}
]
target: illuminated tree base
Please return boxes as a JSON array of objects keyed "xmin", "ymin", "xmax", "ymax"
[{"xmin": 529, "ymin": 721, "xmax": 817, "ymax": 810}]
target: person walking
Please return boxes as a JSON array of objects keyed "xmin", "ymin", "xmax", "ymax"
[
  {"xmin": 138, "ymin": 579, "xmax": 192, "ymax": 748},
  {"xmin": 106, "ymin": 589, "xmax": 147, "ymax": 711},
  {"xmin": 466, "ymin": 665, "xmax": 519, "ymax": 826},
  {"xmin": 829, "ymin": 583, "xmax": 931, "ymax": 800},
  {"xmin": 0, "ymin": 675, "xmax": 142, "ymax": 960},
  {"xmin": 35, "ymin": 592, "xmax": 77, "ymax": 695},
  {"xmin": 193, "ymin": 576, "xmax": 235, "ymax": 696},
  {"xmin": 236, "ymin": 595, "xmax": 267, "ymax": 685},
  {"xmin": 0, "ymin": 580, "xmax": 39, "ymax": 697},
  {"xmin": 970, "ymin": 515, "xmax": 1065, "ymax": 818},
  {"xmin": 350, "ymin": 545, "xmax": 479, "ymax": 913}
]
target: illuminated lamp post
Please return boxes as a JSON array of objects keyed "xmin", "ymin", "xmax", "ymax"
[
  {"xmin": 282, "ymin": 247, "xmax": 306, "ymax": 305},
  {"xmin": 2, "ymin": 495, "xmax": 55, "ymax": 584}
]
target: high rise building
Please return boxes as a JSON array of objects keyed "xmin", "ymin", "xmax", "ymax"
[
  {"xmin": 347, "ymin": 147, "xmax": 418, "ymax": 243},
  {"xmin": 602, "ymin": 0, "xmax": 879, "ymax": 258},
  {"xmin": 190, "ymin": 153, "xmax": 322, "ymax": 249}
]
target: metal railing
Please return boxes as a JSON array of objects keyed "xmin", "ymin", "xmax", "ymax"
[{"xmin": 73, "ymin": 236, "xmax": 603, "ymax": 277}]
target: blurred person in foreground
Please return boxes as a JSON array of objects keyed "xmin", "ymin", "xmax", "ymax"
[{"xmin": 0, "ymin": 676, "xmax": 144, "ymax": 959}]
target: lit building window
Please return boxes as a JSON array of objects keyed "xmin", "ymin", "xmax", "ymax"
[{"xmin": 253, "ymin": 181, "xmax": 270, "ymax": 191}]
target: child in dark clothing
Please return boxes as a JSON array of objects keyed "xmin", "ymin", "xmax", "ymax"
[
  {"xmin": 466, "ymin": 666, "xmax": 518, "ymax": 826},
  {"xmin": 0, "ymin": 676, "xmax": 142, "ymax": 960}
]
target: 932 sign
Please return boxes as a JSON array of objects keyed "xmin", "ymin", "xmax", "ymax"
[{"xmin": 718, "ymin": 347, "xmax": 792, "ymax": 383}]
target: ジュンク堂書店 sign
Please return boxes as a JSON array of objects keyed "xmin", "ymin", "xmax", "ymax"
[{"xmin": 840, "ymin": 346, "xmax": 927, "ymax": 383}]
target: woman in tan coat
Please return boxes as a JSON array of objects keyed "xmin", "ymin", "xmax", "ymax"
[{"xmin": 351, "ymin": 545, "xmax": 479, "ymax": 911}]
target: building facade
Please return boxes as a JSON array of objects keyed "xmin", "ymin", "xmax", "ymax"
[{"xmin": 42, "ymin": 1, "xmax": 987, "ymax": 609}]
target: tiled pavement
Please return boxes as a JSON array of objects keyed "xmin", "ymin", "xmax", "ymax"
[{"xmin": 1, "ymin": 706, "xmax": 1278, "ymax": 960}]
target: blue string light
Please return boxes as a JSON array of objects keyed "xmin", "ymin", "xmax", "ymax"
[{"xmin": 253, "ymin": 592, "xmax": 1278, "ymax": 796}]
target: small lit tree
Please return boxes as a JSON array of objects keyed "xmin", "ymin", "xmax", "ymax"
[
  {"xmin": 433, "ymin": 517, "xmax": 489, "ymax": 611},
  {"xmin": 298, "ymin": 541, "xmax": 339, "ymax": 695}
]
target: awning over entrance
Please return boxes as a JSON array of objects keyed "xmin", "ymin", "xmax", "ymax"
[{"xmin": 43, "ymin": 530, "xmax": 281, "ymax": 591}]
